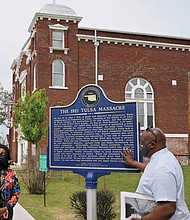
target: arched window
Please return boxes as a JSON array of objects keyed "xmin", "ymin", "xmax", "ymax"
[
  {"xmin": 125, "ymin": 78, "xmax": 154, "ymax": 129},
  {"xmin": 52, "ymin": 59, "xmax": 65, "ymax": 87}
]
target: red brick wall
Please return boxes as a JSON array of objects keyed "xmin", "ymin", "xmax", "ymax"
[
  {"xmin": 167, "ymin": 137, "xmax": 188, "ymax": 155},
  {"xmin": 77, "ymin": 39, "xmax": 189, "ymax": 135},
  {"xmin": 10, "ymin": 16, "xmax": 190, "ymax": 159},
  {"xmin": 34, "ymin": 19, "xmax": 80, "ymax": 106}
]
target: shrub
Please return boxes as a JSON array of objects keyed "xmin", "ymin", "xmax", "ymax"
[
  {"xmin": 70, "ymin": 190, "xmax": 116, "ymax": 220},
  {"xmin": 70, "ymin": 191, "xmax": 87, "ymax": 219}
]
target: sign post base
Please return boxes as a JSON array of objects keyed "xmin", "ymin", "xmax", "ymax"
[{"xmin": 74, "ymin": 170, "xmax": 111, "ymax": 220}]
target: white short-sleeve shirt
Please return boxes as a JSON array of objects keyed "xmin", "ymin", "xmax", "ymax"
[{"xmin": 136, "ymin": 148, "xmax": 190, "ymax": 220}]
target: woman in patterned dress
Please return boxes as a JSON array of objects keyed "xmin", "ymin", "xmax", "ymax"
[{"xmin": 0, "ymin": 144, "xmax": 20, "ymax": 220}]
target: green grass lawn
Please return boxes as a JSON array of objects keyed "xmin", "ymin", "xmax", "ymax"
[
  {"xmin": 18, "ymin": 171, "xmax": 141, "ymax": 220},
  {"xmin": 17, "ymin": 166, "xmax": 190, "ymax": 220}
]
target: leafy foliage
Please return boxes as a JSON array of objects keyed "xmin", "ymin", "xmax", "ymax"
[
  {"xmin": 70, "ymin": 190, "xmax": 116, "ymax": 220},
  {"xmin": 13, "ymin": 88, "xmax": 48, "ymax": 145},
  {"xmin": 0, "ymin": 82, "xmax": 12, "ymax": 126},
  {"xmin": 13, "ymin": 88, "xmax": 48, "ymax": 194}
]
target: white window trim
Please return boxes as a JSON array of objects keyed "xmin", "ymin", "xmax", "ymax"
[
  {"xmin": 49, "ymin": 86, "xmax": 68, "ymax": 90},
  {"xmin": 125, "ymin": 78, "xmax": 155, "ymax": 129},
  {"xmin": 33, "ymin": 64, "xmax": 37, "ymax": 92},
  {"xmin": 49, "ymin": 23, "xmax": 69, "ymax": 54},
  {"xmin": 19, "ymin": 70, "xmax": 27, "ymax": 84},
  {"xmin": 49, "ymin": 23, "xmax": 69, "ymax": 31},
  {"xmin": 52, "ymin": 60, "xmax": 66, "ymax": 88},
  {"xmin": 49, "ymin": 47, "xmax": 69, "ymax": 54}
]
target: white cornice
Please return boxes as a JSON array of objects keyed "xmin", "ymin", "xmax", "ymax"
[
  {"xmin": 28, "ymin": 12, "xmax": 82, "ymax": 33},
  {"xmin": 77, "ymin": 34, "xmax": 190, "ymax": 52},
  {"xmin": 15, "ymin": 52, "xmax": 24, "ymax": 78}
]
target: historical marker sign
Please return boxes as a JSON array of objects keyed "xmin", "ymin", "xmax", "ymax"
[{"xmin": 48, "ymin": 85, "xmax": 140, "ymax": 172}]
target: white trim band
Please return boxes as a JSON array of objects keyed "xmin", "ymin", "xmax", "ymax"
[{"xmin": 165, "ymin": 134, "xmax": 188, "ymax": 138}]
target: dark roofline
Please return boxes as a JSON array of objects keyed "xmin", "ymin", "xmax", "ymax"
[{"xmin": 78, "ymin": 26, "xmax": 190, "ymax": 41}]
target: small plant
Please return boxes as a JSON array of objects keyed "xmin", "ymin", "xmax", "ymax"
[
  {"xmin": 96, "ymin": 190, "xmax": 116, "ymax": 220},
  {"xmin": 70, "ymin": 190, "xmax": 116, "ymax": 220}
]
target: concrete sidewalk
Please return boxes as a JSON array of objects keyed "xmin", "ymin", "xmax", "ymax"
[{"xmin": 13, "ymin": 203, "xmax": 35, "ymax": 220}]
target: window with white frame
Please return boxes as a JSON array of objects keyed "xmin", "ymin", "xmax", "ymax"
[
  {"xmin": 53, "ymin": 31, "xmax": 64, "ymax": 48},
  {"xmin": 19, "ymin": 70, "xmax": 27, "ymax": 99},
  {"xmin": 49, "ymin": 24, "xmax": 69, "ymax": 54},
  {"xmin": 125, "ymin": 78, "xmax": 154, "ymax": 129},
  {"xmin": 52, "ymin": 59, "xmax": 65, "ymax": 87}
]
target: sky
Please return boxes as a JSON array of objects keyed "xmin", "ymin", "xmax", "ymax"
[
  {"xmin": 1, "ymin": 0, "xmax": 190, "ymax": 91},
  {"xmin": 0, "ymin": 0, "xmax": 190, "ymax": 134}
]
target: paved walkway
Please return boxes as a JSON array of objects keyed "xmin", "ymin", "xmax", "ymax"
[
  {"xmin": 10, "ymin": 165, "xmax": 35, "ymax": 219},
  {"xmin": 13, "ymin": 203, "xmax": 35, "ymax": 220}
]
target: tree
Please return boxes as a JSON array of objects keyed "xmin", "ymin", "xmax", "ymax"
[
  {"xmin": 13, "ymin": 88, "xmax": 48, "ymax": 194},
  {"xmin": 0, "ymin": 82, "xmax": 12, "ymax": 127}
]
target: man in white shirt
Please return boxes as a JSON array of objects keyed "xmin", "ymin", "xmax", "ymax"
[{"xmin": 123, "ymin": 127, "xmax": 190, "ymax": 220}]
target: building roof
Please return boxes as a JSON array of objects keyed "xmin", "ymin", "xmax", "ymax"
[
  {"xmin": 39, "ymin": 3, "xmax": 77, "ymax": 16},
  {"xmin": 28, "ymin": 3, "xmax": 82, "ymax": 33}
]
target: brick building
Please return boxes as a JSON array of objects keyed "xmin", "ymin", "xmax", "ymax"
[{"xmin": 9, "ymin": 3, "xmax": 190, "ymax": 164}]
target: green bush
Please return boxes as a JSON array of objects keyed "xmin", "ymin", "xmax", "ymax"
[
  {"xmin": 70, "ymin": 191, "xmax": 87, "ymax": 219},
  {"xmin": 70, "ymin": 190, "xmax": 116, "ymax": 220}
]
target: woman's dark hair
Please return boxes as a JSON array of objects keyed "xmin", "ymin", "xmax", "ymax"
[{"xmin": 0, "ymin": 143, "xmax": 11, "ymax": 169}]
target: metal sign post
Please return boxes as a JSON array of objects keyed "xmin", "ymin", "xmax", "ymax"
[
  {"xmin": 87, "ymin": 188, "xmax": 97, "ymax": 220},
  {"xmin": 40, "ymin": 155, "xmax": 48, "ymax": 207},
  {"xmin": 74, "ymin": 170, "xmax": 111, "ymax": 220},
  {"xmin": 86, "ymin": 172, "xmax": 98, "ymax": 220}
]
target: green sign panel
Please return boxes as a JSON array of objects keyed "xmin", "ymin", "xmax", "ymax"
[{"xmin": 40, "ymin": 155, "xmax": 48, "ymax": 172}]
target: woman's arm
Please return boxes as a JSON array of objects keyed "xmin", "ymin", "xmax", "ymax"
[{"xmin": 4, "ymin": 170, "xmax": 20, "ymax": 211}]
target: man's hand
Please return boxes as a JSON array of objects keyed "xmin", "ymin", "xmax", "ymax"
[
  {"xmin": 122, "ymin": 148, "xmax": 135, "ymax": 166},
  {"xmin": 122, "ymin": 148, "xmax": 148, "ymax": 172}
]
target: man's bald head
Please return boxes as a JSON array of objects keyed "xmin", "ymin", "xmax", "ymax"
[
  {"xmin": 140, "ymin": 127, "xmax": 166, "ymax": 158},
  {"xmin": 151, "ymin": 127, "xmax": 166, "ymax": 147}
]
